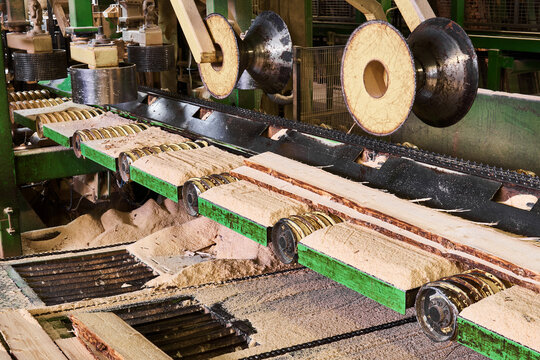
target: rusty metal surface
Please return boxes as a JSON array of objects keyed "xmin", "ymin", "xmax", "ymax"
[{"xmin": 12, "ymin": 250, "xmax": 156, "ymax": 305}]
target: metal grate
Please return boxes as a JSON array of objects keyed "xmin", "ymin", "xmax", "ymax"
[
  {"xmin": 113, "ymin": 299, "xmax": 251, "ymax": 359},
  {"xmin": 312, "ymin": 0, "xmax": 357, "ymax": 22},
  {"xmin": 13, "ymin": 250, "xmax": 157, "ymax": 305},
  {"xmin": 293, "ymin": 46, "xmax": 355, "ymax": 132},
  {"xmin": 434, "ymin": 0, "xmax": 540, "ymax": 32}
]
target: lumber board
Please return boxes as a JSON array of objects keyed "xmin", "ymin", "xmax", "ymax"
[
  {"xmin": 0, "ymin": 309, "xmax": 68, "ymax": 360},
  {"xmin": 393, "ymin": 0, "xmax": 435, "ymax": 31},
  {"xmin": 70, "ymin": 312, "xmax": 171, "ymax": 360},
  {"xmin": 231, "ymin": 158, "xmax": 540, "ymax": 293},
  {"xmin": 55, "ymin": 338, "xmax": 95, "ymax": 360}
]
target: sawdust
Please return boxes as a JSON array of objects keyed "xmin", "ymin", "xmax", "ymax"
[
  {"xmin": 460, "ymin": 285, "xmax": 540, "ymax": 352},
  {"xmin": 131, "ymin": 146, "xmax": 244, "ymax": 186},
  {"xmin": 86, "ymin": 126, "xmax": 188, "ymax": 157},
  {"xmin": 22, "ymin": 199, "xmax": 194, "ymax": 254},
  {"xmin": 301, "ymin": 222, "xmax": 462, "ymax": 290},
  {"xmin": 200, "ymin": 180, "xmax": 310, "ymax": 227}
]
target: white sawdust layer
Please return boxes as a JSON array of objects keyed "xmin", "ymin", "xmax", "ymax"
[
  {"xmin": 200, "ymin": 180, "xmax": 310, "ymax": 227},
  {"xmin": 301, "ymin": 222, "xmax": 462, "ymax": 290},
  {"xmin": 460, "ymin": 285, "xmax": 540, "ymax": 352},
  {"xmin": 131, "ymin": 146, "xmax": 244, "ymax": 186}
]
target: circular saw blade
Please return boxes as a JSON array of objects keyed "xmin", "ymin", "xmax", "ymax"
[
  {"xmin": 13, "ymin": 50, "xmax": 67, "ymax": 82},
  {"xmin": 127, "ymin": 44, "xmax": 175, "ymax": 72}
]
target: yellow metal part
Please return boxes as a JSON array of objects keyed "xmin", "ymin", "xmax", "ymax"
[
  {"xmin": 70, "ymin": 42, "xmax": 119, "ymax": 69},
  {"xmin": 36, "ymin": 108, "xmax": 105, "ymax": 136},
  {"xmin": 6, "ymin": 32, "xmax": 52, "ymax": 53},
  {"xmin": 10, "ymin": 97, "xmax": 69, "ymax": 110},
  {"xmin": 169, "ymin": 0, "xmax": 218, "ymax": 63},
  {"xmin": 8, "ymin": 90, "xmax": 51, "ymax": 102}
]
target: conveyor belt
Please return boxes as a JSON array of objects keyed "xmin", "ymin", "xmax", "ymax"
[{"xmin": 133, "ymin": 87, "xmax": 540, "ymax": 191}]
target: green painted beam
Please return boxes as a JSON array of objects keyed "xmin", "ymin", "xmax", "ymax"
[
  {"xmin": 457, "ymin": 317, "xmax": 540, "ymax": 360},
  {"xmin": 12, "ymin": 112, "xmax": 37, "ymax": 131},
  {"xmin": 0, "ymin": 37, "xmax": 21, "ymax": 257},
  {"xmin": 198, "ymin": 198, "xmax": 269, "ymax": 245},
  {"xmin": 451, "ymin": 0, "xmax": 465, "ymax": 27},
  {"xmin": 39, "ymin": 76, "xmax": 73, "ymax": 98},
  {"xmin": 130, "ymin": 166, "xmax": 180, "ymax": 202},
  {"xmin": 470, "ymin": 34, "xmax": 540, "ymax": 53},
  {"xmin": 80, "ymin": 143, "xmax": 117, "ymax": 171},
  {"xmin": 68, "ymin": 0, "xmax": 94, "ymax": 27},
  {"xmin": 206, "ymin": 0, "xmax": 227, "ymax": 16},
  {"xmin": 14, "ymin": 146, "xmax": 105, "ymax": 185},
  {"xmin": 42, "ymin": 125, "xmax": 72, "ymax": 148},
  {"xmin": 298, "ymin": 243, "xmax": 416, "ymax": 314}
]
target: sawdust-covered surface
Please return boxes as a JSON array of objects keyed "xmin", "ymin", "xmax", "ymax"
[
  {"xmin": 43, "ymin": 111, "xmax": 133, "ymax": 138},
  {"xmin": 21, "ymin": 198, "xmax": 193, "ymax": 254},
  {"xmin": 131, "ymin": 146, "xmax": 244, "ymax": 186},
  {"xmin": 460, "ymin": 285, "xmax": 540, "ymax": 352},
  {"xmin": 170, "ymin": 270, "xmax": 485, "ymax": 360},
  {"xmin": 200, "ymin": 180, "xmax": 310, "ymax": 227},
  {"xmin": 301, "ymin": 222, "xmax": 462, "ymax": 290},
  {"xmin": 85, "ymin": 126, "xmax": 189, "ymax": 157}
]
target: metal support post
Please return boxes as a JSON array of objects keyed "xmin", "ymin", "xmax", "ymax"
[
  {"xmin": 0, "ymin": 39, "xmax": 21, "ymax": 257},
  {"xmin": 68, "ymin": 0, "xmax": 94, "ymax": 27},
  {"xmin": 451, "ymin": 0, "xmax": 465, "ymax": 27}
]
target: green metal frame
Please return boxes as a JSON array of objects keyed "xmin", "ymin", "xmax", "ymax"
[
  {"xmin": 14, "ymin": 147, "xmax": 105, "ymax": 185},
  {"xmin": 198, "ymin": 197, "xmax": 269, "ymax": 245},
  {"xmin": 39, "ymin": 77, "xmax": 73, "ymax": 98},
  {"xmin": 457, "ymin": 317, "xmax": 540, "ymax": 360},
  {"xmin": 80, "ymin": 143, "xmax": 117, "ymax": 171},
  {"xmin": 12, "ymin": 112, "xmax": 37, "ymax": 132},
  {"xmin": 297, "ymin": 243, "xmax": 416, "ymax": 314},
  {"xmin": 130, "ymin": 166, "xmax": 180, "ymax": 202},
  {"xmin": 42, "ymin": 125, "xmax": 72, "ymax": 148},
  {"xmin": 68, "ymin": 0, "xmax": 94, "ymax": 28},
  {"xmin": 0, "ymin": 39, "xmax": 21, "ymax": 257}
]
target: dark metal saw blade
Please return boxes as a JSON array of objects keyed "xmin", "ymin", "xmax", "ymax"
[
  {"xmin": 127, "ymin": 44, "xmax": 175, "ymax": 72},
  {"xmin": 13, "ymin": 49, "xmax": 67, "ymax": 82}
]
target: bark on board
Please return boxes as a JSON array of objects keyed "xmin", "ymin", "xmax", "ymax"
[
  {"xmin": 231, "ymin": 157, "xmax": 540, "ymax": 293},
  {"xmin": 70, "ymin": 312, "xmax": 171, "ymax": 360},
  {"xmin": 0, "ymin": 309, "xmax": 68, "ymax": 360}
]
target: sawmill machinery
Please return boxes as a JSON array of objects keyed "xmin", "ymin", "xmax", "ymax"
[{"xmin": 0, "ymin": 0, "xmax": 539, "ymax": 359}]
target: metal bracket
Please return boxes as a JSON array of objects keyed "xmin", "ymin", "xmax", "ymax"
[{"xmin": 3, "ymin": 207, "xmax": 16, "ymax": 235}]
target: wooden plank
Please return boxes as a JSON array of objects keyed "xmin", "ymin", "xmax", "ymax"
[
  {"xmin": 55, "ymin": 338, "xmax": 95, "ymax": 360},
  {"xmin": 231, "ymin": 161, "xmax": 540, "ymax": 293},
  {"xmin": 345, "ymin": 0, "xmax": 387, "ymax": 21},
  {"xmin": 130, "ymin": 166, "xmax": 180, "ymax": 202},
  {"xmin": 169, "ymin": 0, "xmax": 216, "ymax": 63},
  {"xmin": 457, "ymin": 318, "xmax": 540, "ymax": 360},
  {"xmin": 0, "ymin": 309, "xmax": 68, "ymax": 360},
  {"xmin": 198, "ymin": 198, "xmax": 269, "ymax": 246},
  {"xmin": 70, "ymin": 312, "xmax": 171, "ymax": 360},
  {"xmin": 298, "ymin": 243, "xmax": 410, "ymax": 314},
  {"xmin": 393, "ymin": 0, "xmax": 435, "ymax": 31}
]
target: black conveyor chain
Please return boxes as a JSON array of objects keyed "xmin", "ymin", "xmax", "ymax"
[
  {"xmin": 136, "ymin": 86, "xmax": 540, "ymax": 190},
  {"xmin": 240, "ymin": 317, "xmax": 417, "ymax": 359}
]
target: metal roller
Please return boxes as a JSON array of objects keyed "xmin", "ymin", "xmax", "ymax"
[
  {"xmin": 70, "ymin": 63, "xmax": 138, "ymax": 105},
  {"xmin": 13, "ymin": 50, "xmax": 68, "ymax": 82},
  {"xmin": 127, "ymin": 44, "xmax": 176, "ymax": 72},
  {"xmin": 270, "ymin": 212, "xmax": 343, "ymax": 264},
  {"xmin": 408, "ymin": 17, "xmax": 479, "ymax": 127},
  {"xmin": 118, "ymin": 139, "xmax": 209, "ymax": 182},
  {"xmin": 10, "ymin": 97, "xmax": 69, "ymax": 110},
  {"xmin": 36, "ymin": 108, "xmax": 105, "ymax": 136},
  {"xmin": 415, "ymin": 269, "xmax": 510, "ymax": 342},
  {"xmin": 8, "ymin": 90, "xmax": 51, "ymax": 102},
  {"xmin": 72, "ymin": 123, "xmax": 150, "ymax": 158},
  {"xmin": 182, "ymin": 173, "xmax": 238, "ymax": 217},
  {"xmin": 199, "ymin": 11, "xmax": 292, "ymax": 98}
]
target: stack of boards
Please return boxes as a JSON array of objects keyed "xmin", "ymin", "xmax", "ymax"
[{"xmin": 196, "ymin": 152, "xmax": 540, "ymax": 357}]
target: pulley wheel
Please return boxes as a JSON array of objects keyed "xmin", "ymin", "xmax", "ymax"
[
  {"xmin": 341, "ymin": 21, "xmax": 416, "ymax": 136},
  {"xmin": 13, "ymin": 50, "xmax": 67, "ymax": 81},
  {"xmin": 127, "ymin": 44, "xmax": 176, "ymax": 72},
  {"xmin": 118, "ymin": 152, "xmax": 134, "ymax": 182},
  {"xmin": 270, "ymin": 218, "xmax": 301, "ymax": 264},
  {"xmin": 70, "ymin": 63, "xmax": 137, "ymax": 105},
  {"xmin": 408, "ymin": 17, "xmax": 478, "ymax": 127},
  {"xmin": 198, "ymin": 13, "xmax": 241, "ymax": 99},
  {"xmin": 181, "ymin": 179, "xmax": 207, "ymax": 216},
  {"xmin": 242, "ymin": 11, "xmax": 293, "ymax": 95}
]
